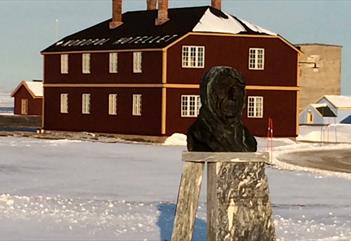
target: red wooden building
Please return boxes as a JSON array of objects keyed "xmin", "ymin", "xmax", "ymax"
[
  {"xmin": 11, "ymin": 80, "xmax": 43, "ymax": 116},
  {"xmin": 41, "ymin": 0, "xmax": 300, "ymax": 137}
]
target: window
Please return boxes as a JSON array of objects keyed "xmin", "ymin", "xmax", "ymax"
[
  {"xmin": 108, "ymin": 94, "xmax": 118, "ymax": 115},
  {"xmin": 82, "ymin": 53, "xmax": 91, "ymax": 74},
  {"xmin": 247, "ymin": 96, "xmax": 263, "ymax": 118},
  {"xmin": 182, "ymin": 46, "xmax": 205, "ymax": 68},
  {"xmin": 181, "ymin": 95, "xmax": 201, "ymax": 117},
  {"xmin": 82, "ymin": 93, "xmax": 91, "ymax": 114},
  {"xmin": 133, "ymin": 52, "xmax": 142, "ymax": 73},
  {"xmin": 132, "ymin": 94, "xmax": 142, "ymax": 116},
  {"xmin": 21, "ymin": 99, "xmax": 28, "ymax": 115},
  {"xmin": 248, "ymin": 48, "xmax": 264, "ymax": 70},
  {"xmin": 109, "ymin": 53, "xmax": 118, "ymax": 73},
  {"xmin": 61, "ymin": 54, "xmax": 69, "ymax": 74},
  {"xmin": 60, "ymin": 93, "xmax": 68, "ymax": 113},
  {"xmin": 307, "ymin": 111, "xmax": 313, "ymax": 124}
]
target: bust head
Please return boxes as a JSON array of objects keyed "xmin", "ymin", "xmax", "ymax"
[{"xmin": 200, "ymin": 66, "xmax": 245, "ymax": 124}]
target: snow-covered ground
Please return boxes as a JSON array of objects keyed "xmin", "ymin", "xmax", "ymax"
[{"xmin": 0, "ymin": 134, "xmax": 351, "ymax": 241}]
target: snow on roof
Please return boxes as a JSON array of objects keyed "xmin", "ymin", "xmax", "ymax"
[
  {"xmin": 311, "ymin": 103, "xmax": 328, "ymax": 108},
  {"xmin": 322, "ymin": 95, "xmax": 351, "ymax": 108},
  {"xmin": 192, "ymin": 8, "xmax": 277, "ymax": 35},
  {"xmin": 43, "ymin": 6, "xmax": 281, "ymax": 53},
  {"xmin": 25, "ymin": 81, "xmax": 43, "ymax": 97},
  {"xmin": 11, "ymin": 81, "xmax": 43, "ymax": 98}
]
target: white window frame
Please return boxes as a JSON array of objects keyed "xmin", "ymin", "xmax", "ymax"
[
  {"xmin": 82, "ymin": 53, "xmax": 91, "ymax": 74},
  {"xmin": 109, "ymin": 52, "xmax": 118, "ymax": 73},
  {"xmin": 182, "ymin": 46, "xmax": 205, "ymax": 68},
  {"xmin": 247, "ymin": 96, "xmax": 263, "ymax": 118},
  {"xmin": 132, "ymin": 94, "xmax": 142, "ymax": 116},
  {"xmin": 181, "ymin": 95, "xmax": 201, "ymax": 117},
  {"xmin": 133, "ymin": 52, "xmax": 142, "ymax": 73},
  {"xmin": 82, "ymin": 93, "xmax": 91, "ymax": 114},
  {"xmin": 60, "ymin": 93, "xmax": 69, "ymax": 114},
  {"xmin": 108, "ymin": 94, "xmax": 118, "ymax": 115},
  {"xmin": 60, "ymin": 54, "xmax": 69, "ymax": 74},
  {"xmin": 248, "ymin": 48, "xmax": 265, "ymax": 70}
]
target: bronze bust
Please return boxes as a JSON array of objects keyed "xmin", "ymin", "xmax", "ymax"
[{"xmin": 187, "ymin": 66, "xmax": 257, "ymax": 152}]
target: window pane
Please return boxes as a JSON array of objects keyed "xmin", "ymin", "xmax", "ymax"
[
  {"xmin": 108, "ymin": 94, "xmax": 117, "ymax": 115},
  {"xmin": 82, "ymin": 53, "xmax": 91, "ymax": 74},
  {"xmin": 61, "ymin": 54, "xmax": 68, "ymax": 74},
  {"xmin": 82, "ymin": 94, "xmax": 91, "ymax": 114},
  {"xmin": 132, "ymin": 94, "xmax": 142, "ymax": 116},
  {"xmin": 60, "ymin": 93, "xmax": 68, "ymax": 113},
  {"xmin": 133, "ymin": 52, "xmax": 142, "ymax": 73},
  {"xmin": 109, "ymin": 53, "xmax": 118, "ymax": 73}
]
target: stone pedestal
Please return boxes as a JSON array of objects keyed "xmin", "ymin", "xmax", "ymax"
[{"xmin": 172, "ymin": 152, "xmax": 275, "ymax": 241}]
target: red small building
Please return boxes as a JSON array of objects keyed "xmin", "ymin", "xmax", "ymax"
[
  {"xmin": 11, "ymin": 80, "xmax": 43, "ymax": 116},
  {"xmin": 41, "ymin": 0, "xmax": 300, "ymax": 137}
]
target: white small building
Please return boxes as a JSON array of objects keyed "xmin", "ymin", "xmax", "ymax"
[{"xmin": 300, "ymin": 95, "xmax": 351, "ymax": 125}]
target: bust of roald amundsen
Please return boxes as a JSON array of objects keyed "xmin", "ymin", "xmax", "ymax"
[{"xmin": 187, "ymin": 66, "xmax": 257, "ymax": 152}]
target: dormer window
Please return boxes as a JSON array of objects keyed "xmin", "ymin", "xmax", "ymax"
[
  {"xmin": 182, "ymin": 46, "xmax": 205, "ymax": 68},
  {"xmin": 82, "ymin": 53, "xmax": 91, "ymax": 74},
  {"xmin": 249, "ymin": 48, "xmax": 264, "ymax": 70}
]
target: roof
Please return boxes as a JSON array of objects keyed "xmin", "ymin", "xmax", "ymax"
[
  {"xmin": 42, "ymin": 6, "xmax": 279, "ymax": 53},
  {"xmin": 315, "ymin": 106, "xmax": 336, "ymax": 117},
  {"xmin": 321, "ymin": 95, "xmax": 351, "ymax": 109},
  {"xmin": 341, "ymin": 115, "xmax": 351, "ymax": 124},
  {"xmin": 296, "ymin": 43, "xmax": 342, "ymax": 48},
  {"xmin": 11, "ymin": 81, "xmax": 43, "ymax": 98}
]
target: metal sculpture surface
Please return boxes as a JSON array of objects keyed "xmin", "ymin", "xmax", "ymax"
[{"xmin": 187, "ymin": 66, "xmax": 257, "ymax": 152}]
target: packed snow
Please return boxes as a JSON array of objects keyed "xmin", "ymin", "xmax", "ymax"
[
  {"xmin": 192, "ymin": 8, "xmax": 277, "ymax": 36},
  {"xmin": 0, "ymin": 132, "xmax": 351, "ymax": 240}
]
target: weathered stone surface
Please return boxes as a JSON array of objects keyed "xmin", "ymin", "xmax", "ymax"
[
  {"xmin": 208, "ymin": 161, "xmax": 275, "ymax": 241},
  {"xmin": 187, "ymin": 66, "xmax": 257, "ymax": 152},
  {"xmin": 182, "ymin": 152, "xmax": 268, "ymax": 163},
  {"xmin": 171, "ymin": 162, "xmax": 204, "ymax": 241}
]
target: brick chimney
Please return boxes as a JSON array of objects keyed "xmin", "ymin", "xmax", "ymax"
[
  {"xmin": 155, "ymin": 0, "xmax": 169, "ymax": 25},
  {"xmin": 109, "ymin": 0, "xmax": 123, "ymax": 29},
  {"xmin": 211, "ymin": 0, "xmax": 221, "ymax": 10},
  {"xmin": 147, "ymin": 0, "xmax": 157, "ymax": 10}
]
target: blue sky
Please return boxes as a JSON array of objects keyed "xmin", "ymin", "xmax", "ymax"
[{"xmin": 0, "ymin": 0, "xmax": 350, "ymax": 95}]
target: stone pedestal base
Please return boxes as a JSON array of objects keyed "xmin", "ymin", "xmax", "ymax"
[{"xmin": 172, "ymin": 152, "xmax": 275, "ymax": 241}]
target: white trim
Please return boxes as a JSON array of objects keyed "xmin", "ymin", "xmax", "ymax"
[
  {"xmin": 181, "ymin": 95, "xmax": 201, "ymax": 117},
  {"xmin": 182, "ymin": 46, "xmax": 205, "ymax": 68},
  {"xmin": 109, "ymin": 52, "xmax": 118, "ymax": 73},
  {"xmin": 248, "ymin": 48, "xmax": 264, "ymax": 70},
  {"xmin": 82, "ymin": 93, "xmax": 91, "ymax": 114},
  {"xmin": 133, "ymin": 52, "xmax": 142, "ymax": 73},
  {"xmin": 60, "ymin": 93, "xmax": 69, "ymax": 114},
  {"xmin": 60, "ymin": 54, "xmax": 69, "ymax": 74},
  {"xmin": 132, "ymin": 94, "xmax": 142, "ymax": 116},
  {"xmin": 247, "ymin": 96, "xmax": 263, "ymax": 118},
  {"xmin": 108, "ymin": 94, "xmax": 118, "ymax": 115},
  {"xmin": 82, "ymin": 53, "xmax": 91, "ymax": 74}
]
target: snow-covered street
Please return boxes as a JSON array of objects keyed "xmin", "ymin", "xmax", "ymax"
[{"xmin": 0, "ymin": 136, "xmax": 350, "ymax": 241}]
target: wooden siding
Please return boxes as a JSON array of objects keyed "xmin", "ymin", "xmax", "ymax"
[
  {"xmin": 43, "ymin": 87, "xmax": 162, "ymax": 135},
  {"xmin": 165, "ymin": 88, "xmax": 297, "ymax": 137},
  {"xmin": 166, "ymin": 35, "xmax": 298, "ymax": 87},
  {"xmin": 243, "ymin": 90, "xmax": 297, "ymax": 137},
  {"xmin": 13, "ymin": 86, "xmax": 42, "ymax": 116},
  {"xmin": 44, "ymin": 51, "xmax": 163, "ymax": 84}
]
